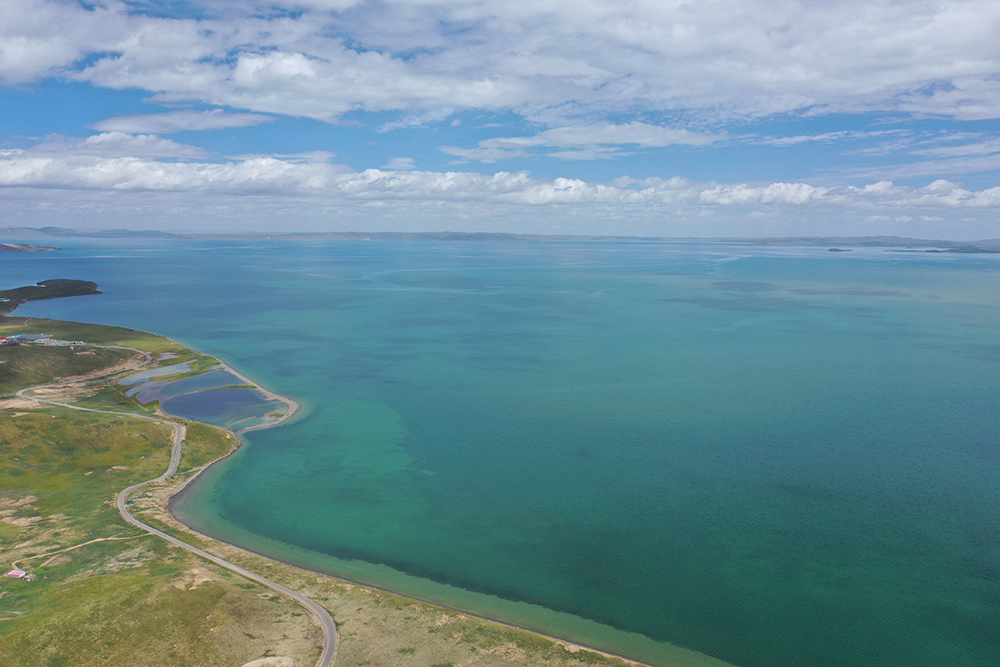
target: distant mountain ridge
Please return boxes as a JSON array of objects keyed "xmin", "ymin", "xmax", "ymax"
[{"xmin": 2, "ymin": 227, "xmax": 1000, "ymax": 252}]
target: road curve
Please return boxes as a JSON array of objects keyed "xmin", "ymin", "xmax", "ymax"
[{"xmin": 17, "ymin": 346, "xmax": 338, "ymax": 667}]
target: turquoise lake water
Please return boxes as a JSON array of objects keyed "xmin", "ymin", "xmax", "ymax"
[{"xmin": 4, "ymin": 238, "xmax": 999, "ymax": 667}]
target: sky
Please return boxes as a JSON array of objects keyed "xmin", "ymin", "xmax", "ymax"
[{"xmin": 1, "ymin": 0, "xmax": 999, "ymax": 238}]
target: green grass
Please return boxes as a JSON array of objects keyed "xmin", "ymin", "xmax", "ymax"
[
  {"xmin": 0, "ymin": 317, "xmax": 173, "ymax": 352},
  {"xmin": 0, "ymin": 317, "xmax": 320, "ymax": 667},
  {"xmin": 0, "ymin": 538, "xmax": 315, "ymax": 667},
  {"xmin": 0, "ymin": 345, "xmax": 140, "ymax": 396},
  {"xmin": 0, "ymin": 410, "xmax": 171, "ymax": 542},
  {"xmin": 1, "ymin": 317, "xmax": 224, "ymax": 413},
  {"xmin": 5, "ymin": 318, "xmax": 338, "ymax": 666},
  {"xmin": 179, "ymin": 421, "xmax": 238, "ymax": 471}
]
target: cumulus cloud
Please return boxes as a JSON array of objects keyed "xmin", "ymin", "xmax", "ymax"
[
  {"xmin": 2, "ymin": 144, "xmax": 999, "ymax": 213},
  {"xmin": 2, "ymin": 0, "xmax": 1000, "ymax": 122},
  {"xmin": 0, "ymin": 0, "xmax": 131, "ymax": 85},
  {"xmin": 93, "ymin": 109, "xmax": 276, "ymax": 134},
  {"xmin": 0, "ymin": 153, "xmax": 336, "ymax": 192}
]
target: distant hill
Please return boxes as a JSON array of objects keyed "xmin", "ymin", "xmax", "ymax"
[
  {"xmin": 3, "ymin": 227, "xmax": 1000, "ymax": 252},
  {"xmin": 1, "ymin": 227, "xmax": 177, "ymax": 239},
  {"xmin": 736, "ymin": 236, "xmax": 1000, "ymax": 252}
]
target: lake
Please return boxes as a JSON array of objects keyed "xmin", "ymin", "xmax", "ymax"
[{"xmin": 4, "ymin": 237, "xmax": 999, "ymax": 667}]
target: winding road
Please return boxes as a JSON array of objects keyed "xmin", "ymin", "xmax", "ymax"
[{"xmin": 16, "ymin": 346, "xmax": 338, "ymax": 667}]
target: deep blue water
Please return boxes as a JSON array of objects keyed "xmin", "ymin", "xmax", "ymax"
[{"xmin": 4, "ymin": 237, "xmax": 999, "ymax": 667}]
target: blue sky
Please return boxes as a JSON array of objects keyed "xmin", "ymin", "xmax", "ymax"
[{"xmin": 1, "ymin": 0, "xmax": 999, "ymax": 238}]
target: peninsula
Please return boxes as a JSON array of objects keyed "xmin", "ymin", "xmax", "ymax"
[
  {"xmin": 0, "ymin": 279, "xmax": 101, "ymax": 316},
  {"xmin": 0, "ymin": 243, "xmax": 59, "ymax": 253}
]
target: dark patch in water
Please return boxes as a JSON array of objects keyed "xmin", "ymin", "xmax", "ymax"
[
  {"xmin": 959, "ymin": 558, "xmax": 1000, "ymax": 584},
  {"xmin": 662, "ymin": 296, "xmax": 797, "ymax": 312},
  {"xmin": 956, "ymin": 440, "xmax": 999, "ymax": 459},
  {"xmin": 954, "ymin": 344, "xmax": 1000, "ymax": 364},
  {"xmin": 789, "ymin": 287, "xmax": 908, "ymax": 297},
  {"xmin": 711, "ymin": 282, "xmax": 907, "ymax": 298}
]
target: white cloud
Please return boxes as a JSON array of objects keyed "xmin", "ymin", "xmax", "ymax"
[
  {"xmin": 537, "ymin": 123, "xmax": 721, "ymax": 148},
  {"xmin": 440, "ymin": 145, "xmax": 529, "ymax": 163},
  {"xmin": 2, "ymin": 151, "xmax": 999, "ymax": 237},
  {"xmin": 25, "ymin": 132, "xmax": 210, "ymax": 159},
  {"xmin": 3, "ymin": 143, "xmax": 1000, "ymax": 215},
  {"xmin": 0, "ymin": 0, "xmax": 131, "ymax": 85},
  {"xmin": 753, "ymin": 129, "xmax": 917, "ymax": 147},
  {"xmin": 912, "ymin": 138, "xmax": 1000, "ymax": 158},
  {"xmin": 761, "ymin": 132, "xmax": 850, "ymax": 147},
  {"xmin": 379, "ymin": 108, "xmax": 455, "ymax": 132},
  {"xmin": 839, "ymin": 153, "xmax": 1000, "ymax": 182},
  {"xmin": 2, "ymin": 0, "xmax": 1000, "ymax": 122},
  {"xmin": 443, "ymin": 122, "xmax": 721, "ymax": 162},
  {"xmin": 0, "ymin": 153, "xmax": 336, "ymax": 192},
  {"xmin": 228, "ymin": 150, "xmax": 336, "ymax": 163},
  {"xmin": 546, "ymin": 148, "xmax": 625, "ymax": 161},
  {"xmin": 93, "ymin": 109, "xmax": 276, "ymax": 133}
]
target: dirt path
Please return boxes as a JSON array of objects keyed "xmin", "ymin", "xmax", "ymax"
[{"xmin": 11, "ymin": 534, "xmax": 145, "ymax": 570}]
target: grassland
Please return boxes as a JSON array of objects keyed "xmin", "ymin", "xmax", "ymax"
[
  {"xmin": 1, "ymin": 317, "xmax": 322, "ymax": 667},
  {"xmin": 0, "ymin": 345, "xmax": 140, "ymax": 395},
  {"xmin": 1, "ymin": 315, "xmax": 647, "ymax": 667}
]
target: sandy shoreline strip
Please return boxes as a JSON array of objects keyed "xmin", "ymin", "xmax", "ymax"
[{"xmin": 206, "ymin": 359, "xmax": 301, "ymax": 435}]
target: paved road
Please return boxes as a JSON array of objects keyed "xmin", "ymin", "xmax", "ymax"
[{"xmin": 18, "ymin": 347, "xmax": 338, "ymax": 667}]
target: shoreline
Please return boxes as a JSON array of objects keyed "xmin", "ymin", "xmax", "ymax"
[
  {"xmin": 2, "ymin": 306, "xmax": 728, "ymax": 667},
  {"xmin": 156, "ymin": 349, "xmax": 726, "ymax": 667}
]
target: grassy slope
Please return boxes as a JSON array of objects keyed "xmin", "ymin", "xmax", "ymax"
[
  {"xmin": 1, "ymin": 316, "xmax": 648, "ymax": 667},
  {"xmin": 0, "ymin": 345, "xmax": 135, "ymax": 395},
  {"xmin": 0, "ymin": 318, "xmax": 321, "ymax": 667}
]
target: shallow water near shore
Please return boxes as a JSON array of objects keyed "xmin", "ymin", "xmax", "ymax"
[{"xmin": 5, "ymin": 237, "xmax": 1000, "ymax": 667}]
